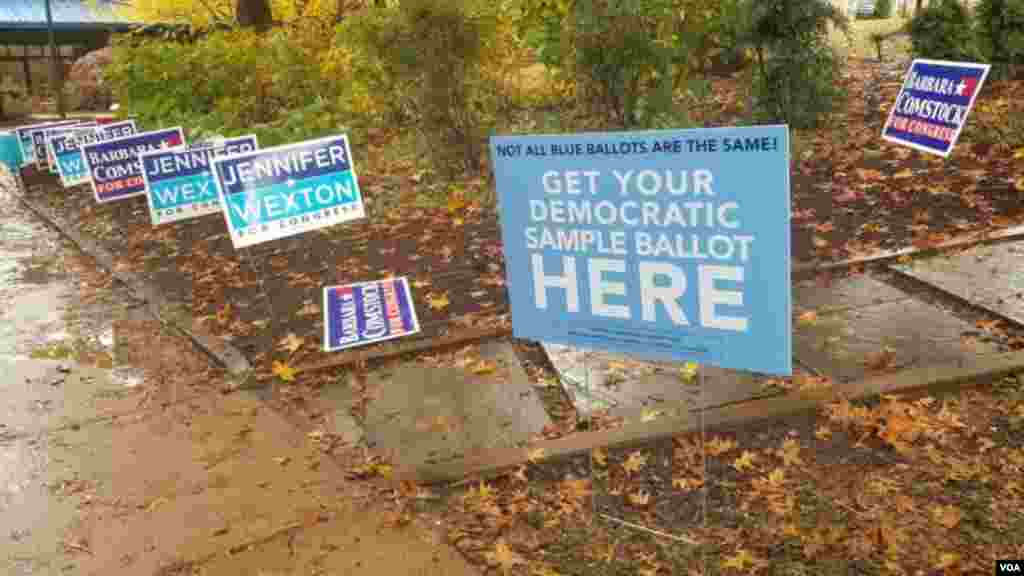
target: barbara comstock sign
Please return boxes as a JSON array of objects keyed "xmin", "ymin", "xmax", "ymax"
[{"xmin": 490, "ymin": 126, "xmax": 791, "ymax": 376}]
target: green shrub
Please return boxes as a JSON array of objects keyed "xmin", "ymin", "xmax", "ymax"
[
  {"xmin": 344, "ymin": 0, "xmax": 500, "ymax": 179},
  {"xmin": 106, "ymin": 24, "xmax": 352, "ymax": 145},
  {"xmin": 745, "ymin": 0, "xmax": 848, "ymax": 129},
  {"xmin": 908, "ymin": 0, "xmax": 980, "ymax": 61},
  {"xmin": 975, "ymin": 0, "xmax": 1024, "ymax": 76},
  {"xmin": 874, "ymin": 0, "xmax": 893, "ymax": 19}
]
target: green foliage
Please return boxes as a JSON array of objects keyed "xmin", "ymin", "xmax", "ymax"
[
  {"xmin": 107, "ymin": 24, "xmax": 352, "ymax": 144},
  {"xmin": 975, "ymin": 0, "xmax": 1024, "ymax": 76},
  {"xmin": 744, "ymin": 0, "xmax": 848, "ymax": 129},
  {"xmin": 908, "ymin": 0, "xmax": 980, "ymax": 61},
  {"xmin": 873, "ymin": 0, "xmax": 893, "ymax": 19},
  {"xmin": 343, "ymin": 0, "xmax": 501, "ymax": 178},
  {"xmin": 519, "ymin": 0, "xmax": 722, "ymax": 129}
]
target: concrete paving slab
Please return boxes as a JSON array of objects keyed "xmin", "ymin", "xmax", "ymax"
[
  {"xmin": 792, "ymin": 274, "xmax": 910, "ymax": 314},
  {"xmin": 363, "ymin": 341, "xmax": 550, "ymax": 470},
  {"xmin": 542, "ymin": 344, "xmax": 776, "ymax": 417},
  {"xmin": 793, "ymin": 297, "xmax": 999, "ymax": 382},
  {"xmin": 892, "ymin": 241, "xmax": 1024, "ymax": 325}
]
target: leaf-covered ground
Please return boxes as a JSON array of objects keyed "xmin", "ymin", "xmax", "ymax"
[
  {"xmin": 16, "ymin": 58, "xmax": 1023, "ymax": 382},
  {"xmin": 410, "ymin": 376, "xmax": 1024, "ymax": 575}
]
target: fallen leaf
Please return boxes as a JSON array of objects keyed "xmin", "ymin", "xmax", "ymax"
[
  {"xmin": 627, "ymin": 489, "xmax": 651, "ymax": 507},
  {"xmin": 812, "ymin": 236, "xmax": 831, "ymax": 249},
  {"xmin": 472, "ymin": 360, "xmax": 497, "ymax": 375},
  {"xmin": 856, "ymin": 168, "xmax": 884, "ymax": 181},
  {"xmin": 672, "ymin": 476, "xmax": 704, "ymax": 491},
  {"xmin": 721, "ymin": 549, "xmax": 760, "ymax": 571},
  {"xmin": 277, "ymin": 333, "xmax": 304, "ymax": 354},
  {"xmin": 778, "ymin": 438, "xmax": 803, "ymax": 467},
  {"xmin": 797, "ymin": 310, "xmax": 818, "ymax": 326},
  {"xmin": 273, "ymin": 456, "xmax": 291, "ymax": 466},
  {"xmin": 1016, "ymin": 177, "xmax": 1024, "ymax": 193},
  {"xmin": 892, "ymin": 168, "xmax": 913, "ymax": 179},
  {"xmin": 1014, "ymin": 147, "xmax": 1024, "ymax": 159},
  {"xmin": 623, "ymin": 451, "xmax": 648, "ymax": 475},
  {"xmin": 732, "ymin": 450, "xmax": 758, "ymax": 472},
  {"xmin": 487, "ymin": 540, "xmax": 524, "ymax": 572},
  {"xmin": 865, "ymin": 347, "xmax": 897, "ymax": 371},
  {"xmin": 592, "ymin": 448, "xmax": 608, "ymax": 467},
  {"xmin": 932, "ymin": 504, "xmax": 963, "ymax": 529},
  {"xmin": 935, "ymin": 552, "xmax": 961, "ymax": 571},
  {"xmin": 834, "ymin": 189, "xmax": 862, "ymax": 203},
  {"xmin": 427, "ymin": 293, "xmax": 450, "ymax": 310},
  {"xmin": 271, "ymin": 361, "xmax": 296, "ymax": 382},
  {"xmin": 704, "ymin": 436, "xmax": 737, "ymax": 456},
  {"xmin": 679, "ymin": 361, "xmax": 699, "ymax": 383},
  {"xmin": 640, "ymin": 408, "xmax": 663, "ymax": 423},
  {"xmin": 527, "ymin": 447, "xmax": 546, "ymax": 464}
]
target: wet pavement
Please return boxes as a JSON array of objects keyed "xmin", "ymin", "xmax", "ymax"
[{"xmin": 0, "ymin": 169, "xmax": 480, "ymax": 575}]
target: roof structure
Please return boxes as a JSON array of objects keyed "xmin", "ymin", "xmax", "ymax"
[{"xmin": 0, "ymin": 0, "xmax": 140, "ymax": 44}]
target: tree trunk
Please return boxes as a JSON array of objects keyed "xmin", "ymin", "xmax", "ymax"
[{"xmin": 237, "ymin": 0, "xmax": 273, "ymax": 31}]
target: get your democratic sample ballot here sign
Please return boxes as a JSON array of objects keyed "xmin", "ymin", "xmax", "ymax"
[
  {"xmin": 140, "ymin": 135, "xmax": 259, "ymax": 226},
  {"xmin": 50, "ymin": 120, "xmax": 138, "ymax": 188},
  {"xmin": 883, "ymin": 59, "xmax": 990, "ymax": 157},
  {"xmin": 491, "ymin": 126, "xmax": 791, "ymax": 376},
  {"xmin": 323, "ymin": 277, "xmax": 421, "ymax": 352},
  {"xmin": 82, "ymin": 127, "xmax": 186, "ymax": 204},
  {"xmin": 211, "ymin": 134, "xmax": 366, "ymax": 249}
]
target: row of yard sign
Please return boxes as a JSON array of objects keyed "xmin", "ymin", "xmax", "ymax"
[{"xmin": 9, "ymin": 58, "xmax": 989, "ymax": 377}]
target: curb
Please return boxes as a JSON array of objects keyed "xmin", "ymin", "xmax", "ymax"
[
  {"xmin": 407, "ymin": 350, "xmax": 1024, "ymax": 485},
  {"xmin": 9, "ymin": 169, "xmax": 252, "ymax": 375}
]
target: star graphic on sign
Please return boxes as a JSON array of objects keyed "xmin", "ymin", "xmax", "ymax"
[{"xmin": 955, "ymin": 77, "xmax": 978, "ymax": 98}]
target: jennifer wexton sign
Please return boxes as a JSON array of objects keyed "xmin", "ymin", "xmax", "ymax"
[{"xmin": 490, "ymin": 126, "xmax": 791, "ymax": 376}]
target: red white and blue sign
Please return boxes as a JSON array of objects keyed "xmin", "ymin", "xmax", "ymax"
[
  {"xmin": 82, "ymin": 127, "xmax": 186, "ymax": 204},
  {"xmin": 323, "ymin": 277, "xmax": 421, "ymax": 352},
  {"xmin": 51, "ymin": 121, "xmax": 138, "ymax": 188},
  {"xmin": 140, "ymin": 135, "xmax": 259, "ymax": 225},
  {"xmin": 882, "ymin": 59, "xmax": 990, "ymax": 157},
  {"xmin": 211, "ymin": 134, "xmax": 365, "ymax": 249}
]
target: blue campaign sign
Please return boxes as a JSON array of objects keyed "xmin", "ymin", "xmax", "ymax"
[
  {"xmin": 490, "ymin": 126, "xmax": 792, "ymax": 376},
  {"xmin": 140, "ymin": 135, "xmax": 259, "ymax": 226},
  {"xmin": 51, "ymin": 121, "xmax": 137, "ymax": 188},
  {"xmin": 323, "ymin": 277, "xmax": 421, "ymax": 352},
  {"xmin": 882, "ymin": 59, "xmax": 990, "ymax": 157},
  {"xmin": 82, "ymin": 127, "xmax": 186, "ymax": 204},
  {"xmin": 15, "ymin": 120, "xmax": 76, "ymax": 167},
  {"xmin": 42, "ymin": 122, "xmax": 96, "ymax": 175},
  {"xmin": 28, "ymin": 120, "xmax": 81, "ymax": 171},
  {"xmin": 211, "ymin": 134, "xmax": 366, "ymax": 249}
]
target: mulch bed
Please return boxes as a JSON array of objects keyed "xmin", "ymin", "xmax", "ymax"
[{"xmin": 15, "ymin": 59, "xmax": 1024, "ymax": 377}]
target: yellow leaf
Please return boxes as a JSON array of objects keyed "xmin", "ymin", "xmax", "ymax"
[
  {"xmin": 277, "ymin": 332, "xmax": 304, "ymax": 354},
  {"xmin": 427, "ymin": 293, "xmax": 450, "ymax": 310},
  {"xmin": 1015, "ymin": 177, "xmax": 1024, "ymax": 193},
  {"xmin": 778, "ymin": 438, "xmax": 803, "ymax": 467},
  {"xmin": 704, "ymin": 436, "xmax": 737, "ymax": 456},
  {"xmin": 273, "ymin": 456, "xmax": 291, "ymax": 466},
  {"xmin": 721, "ymin": 549, "xmax": 760, "ymax": 571},
  {"xmin": 271, "ymin": 361, "xmax": 296, "ymax": 382},
  {"xmin": 472, "ymin": 360, "xmax": 497, "ymax": 375},
  {"xmin": 527, "ymin": 447, "xmax": 546, "ymax": 464},
  {"xmin": 532, "ymin": 566, "xmax": 562, "ymax": 576},
  {"xmin": 627, "ymin": 489, "xmax": 651, "ymax": 507},
  {"xmin": 932, "ymin": 504, "xmax": 963, "ymax": 529},
  {"xmin": 640, "ymin": 408, "xmax": 663, "ymax": 423},
  {"xmin": 672, "ymin": 476, "xmax": 704, "ymax": 491},
  {"xmin": 893, "ymin": 168, "xmax": 913, "ymax": 179},
  {"xmin": 679, "ymin": 361, "xmax": 699, "ymax": 383},
  {"xmin": 623, "ymin": 451, "xmax": 648, "ymax": 475},
  {"xmin": 732, "ymin": 450, "xmax": 758, "ymax": 472},
  {"xmin": 592, "ymin": 448, "xmax": 608, "ymax": 467},
  {"xmin": 1014, "ymin": 147, "xmax": 1024, "ymax": 159},
  {"xmin": 935, "ymin": 552, "xmax": 960, "ymax": 570},
  {"xmin": 487, "ymin": 540, "xmax": 524, "ymax": 571}
]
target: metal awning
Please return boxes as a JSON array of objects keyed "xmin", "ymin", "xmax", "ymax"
[{"xmin": 0, "ymin": 0, "xmax": 139, "ymax": 35}]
